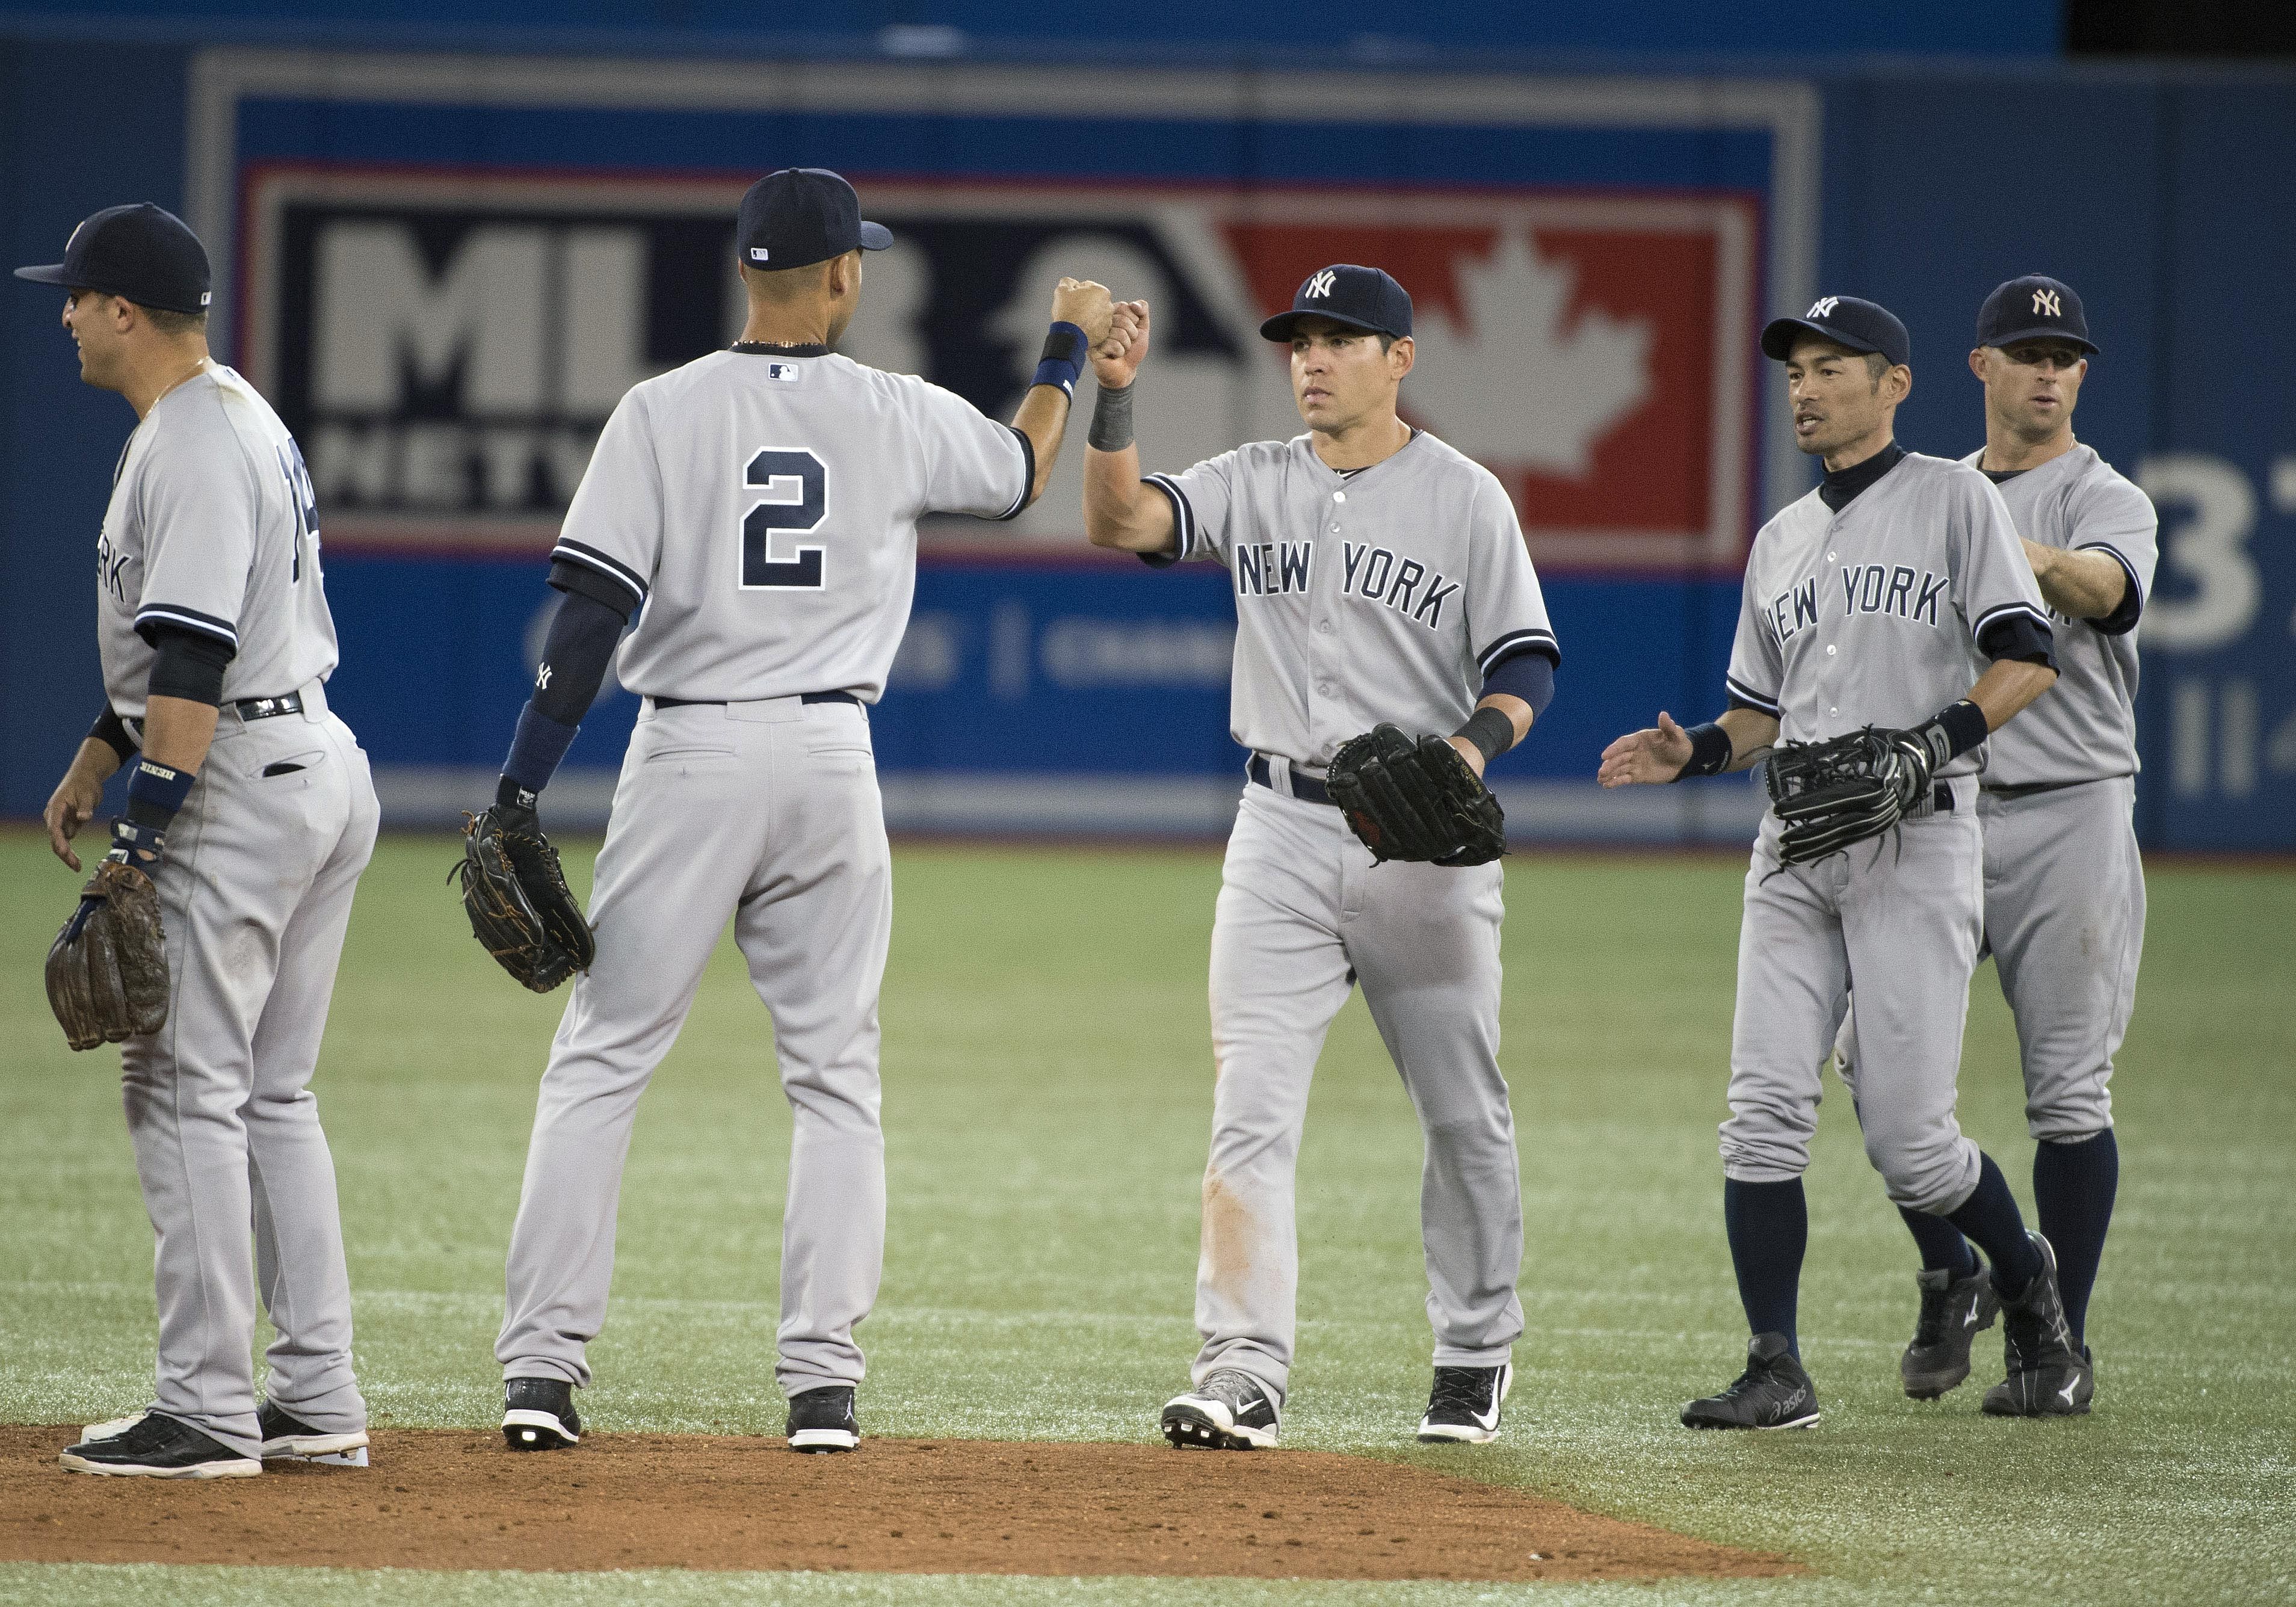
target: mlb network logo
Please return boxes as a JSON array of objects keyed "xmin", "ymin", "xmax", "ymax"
[{"xmin": 238, "ymin": 167, "xmax": 1758, "ymax": 570}]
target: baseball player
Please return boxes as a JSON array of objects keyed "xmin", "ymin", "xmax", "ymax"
[
  {"xmin": 22, "ymin": 205, "xmax": 377, "ymax": 1476},
  {"xmin": 1598, "ymin": 296, "xmax": 2088, "ymax": 1429},
  {"xmin": 481, "ymin": 168, "xmax": 1113, "ymax": 1454},
  {"xmin": 1836, "ymin": 276, "xmax": 2154, "ymax": 1416},
  {"xmin": 1082, "ymin": 265, "xmax": 1560, "ymax": 1448}
]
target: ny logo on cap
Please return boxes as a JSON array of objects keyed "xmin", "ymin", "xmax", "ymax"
[
  {"xmin": 1807, "ymin": 296, "xmax": 1840, "ymax": 318},
  {"xmin": 1305, "ymin": 270, "xmax": 1336, "ymax": 298},
  {"xmin": 2032, "ymin": 288, "xmax": 2061, "ymax": 317}
]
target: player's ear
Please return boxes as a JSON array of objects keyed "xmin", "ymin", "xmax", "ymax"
[
  {"xmin": 1967, "ymin": 347, "xmax": 1990, "ymax": 384},
  {"xmin": 1387, "ymin": 335, "xmax": 1415, "ymax": 381},
  {"xmin": 1884, "ymin": 363, "xmax": 1912, "ymax": 406}
]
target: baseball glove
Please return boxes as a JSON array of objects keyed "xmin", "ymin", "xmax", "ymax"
[
  {"xmin": 1325, "ymin": 723, "xmax": 1508, "ymax": 866},
  {"xmin": 46, "ymin": 857, "xmax": 170, "ymax": 1051},
  {"xmin": 1764, "ymin": 728, "xmax": 1933, "ymax": 867},
  {"xmin": 455, "ymin": 804, "xmax": 594, "ymax": 992}
]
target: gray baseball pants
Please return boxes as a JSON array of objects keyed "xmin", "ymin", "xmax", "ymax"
[
  {"xmin": 1721, "ymin": 776, "xmax": 1986, "ymax": 1214},
  {"xmin": 1837, "ymin": 774, "xmax": 2144, "ymax": 1139},
  {"xmin": 1191, "ymin": 778, "xmax": 1522, "ymax": 1405},
  {"xmin": 497, "ymin": 696, "xmax": 892, "ymax": 1399},
  {"xmin": 122, "ymin": 683, "xmax": 375, "ymax": 1459}
]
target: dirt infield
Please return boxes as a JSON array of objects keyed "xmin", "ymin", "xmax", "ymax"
[{"xmin": 0, "ymin": 1427, "xmax": 1797, "ymax": 1582}]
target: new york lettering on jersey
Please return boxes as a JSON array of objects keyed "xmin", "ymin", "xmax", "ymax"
[
  {"xmin": 550, "ymin": 349, "xmax": 1028, "ymax": 704},
  {"xmin": 96, "ymin": 365, "xmax": 339, "ymax": 720},
  {"xmin": 1961, "ymin": 445, "xmax": 2158, "ymax": 788},
  {"xmin": 1150, "ymin": 431, "xmax": 1555, "ymax": 768},
  {"xmin": 1727, "ymin": 454, "xmax": 2048, "ymax": 770}
]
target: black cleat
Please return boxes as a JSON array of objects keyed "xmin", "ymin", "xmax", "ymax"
[
  {"xmin": 1418, "ymin": 1362, "xmax": 1513, "ymax": 1444},
  {"xmin": 258, "ymin": 1401, "xmax": 370, "ymax": 1461},
  {"xmin": 60, "ymin": 1411, "xmax": 261, "ymax": 1478},
  {"xmin": 786, "ymin": 1386, "xmax": 860, "ymax": 1452},
  {"xmin": 1902, "ymin": 1263, "xmax": 2001, "ymax": 1399},
  {"xmin": 1682, "ymin": 1333, "xmax": 1821, "ymax": 1430},
  {"xmin": 502, "ymin": 1377, "xmax": 581, "ymax": 1451},
  {"xmin": 1984, "ymin": 1233, "xmax": 2093, "ymax": 1417},
  {"xmin": 1161, "ymin": 1368, "xmax": 1280, "ymax": 1449}
]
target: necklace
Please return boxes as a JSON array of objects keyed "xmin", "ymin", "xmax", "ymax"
[{"xmin": 144, "ymin": 356, "xmax": 210, "ymax": 416}]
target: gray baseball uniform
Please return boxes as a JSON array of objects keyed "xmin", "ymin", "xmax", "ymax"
[
  {"xmin": 95, "ymin": 363, "xmax": 375, "ymax": 1459},
  {"xmin": 1721, "ymin": 452, "xmax": 2051, "ymax": 1213},
  {"xmin": 1147, "ymin": 430, "xmax": 1557, "ymax": 1403},
  {"xmin": 1839, "ymin": 445, "xmax": 2156, "ymax": 1140},
  {"xmin": 496, "ymin": 348, "xmax": 1030, "ymax": 1399}
]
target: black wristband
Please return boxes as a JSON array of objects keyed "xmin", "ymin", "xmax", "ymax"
[
  {"xmin": 1453, "ymin": 705, "xmax": 1517, "ymax": 763},
  {"xmin": 1674, "ymin": 721, "xmax": 1733, "ymax": 780},
  {"xmin": 88, "ymin": 705, "xmax": 136, "ymax": 765},
  {"xmin": 1918, "ymin": 699, "xmax": 1990, "ymax": 765},
  {"xmin": 1088, "ymin": 380, "xmax": 1135, "ymax": 452}
]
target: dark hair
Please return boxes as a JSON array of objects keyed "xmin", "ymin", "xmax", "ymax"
[
  {"xmin": 140, "ymin": 303, "xmax": 208, "ymax": 336},
  {"xmin": 1860, "ymin": 350, "xmax": 1892, "ymax": 387}
]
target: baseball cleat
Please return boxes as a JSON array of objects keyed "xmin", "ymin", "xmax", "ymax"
[
  {"xmin": 1984, "ymin": 1233, "xmax": 2093, "ymax": 1417},
  {"xmin": 1902, "ymin": 1263, "xmax": 2001, "ymax": 1399},
  {"xmin": 1681, "ymin": 1333, "xmax": 1821, "ymax": 1430},
  {"xmin": 502, "ymin": 1377, "xmax": 581, "ymax": 1451},
  {"xmin": 786, "ymin": 1385, "xmax": 860, "ymax": 1452},
  {"xmin": 258, "ymin": 1401, "xmax": 371, "ymax": 1463},
  {"xmin": 1161, "ymin": 1368, "xmax": 1280, "ymax": 1450},
  {"xmin": 60, "ymin": 1411, "xmax": 261, "ymax": 1478},
  {"xmin": 1417, "ymin": 1362, "xmax": 1513, "ymax": 1443}
]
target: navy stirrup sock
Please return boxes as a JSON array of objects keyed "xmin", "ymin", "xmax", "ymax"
[
  {"xmin": 1945, "ymin": 1153, "xmax": 2043, "ymax": 1297},
  {"xmin": 2034, "ymin": 1129, "xmax": 2119, "ymax": 1346},
  {"xmin": 1898, "ymin": 1205, "xmax": 1981, "ymax": 1278},
  {"xmin": 1723, "ymin": 1178, "xmax": 1807, "ymax": 1356}
]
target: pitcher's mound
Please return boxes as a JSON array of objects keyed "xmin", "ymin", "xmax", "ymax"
[{"xmin": 2, "ymin": 1427, "xmax": 1796, "ymax": 1582}]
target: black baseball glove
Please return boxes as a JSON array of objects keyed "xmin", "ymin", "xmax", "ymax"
[
  {"xmin": 46, "ymin": 856, "xmax": 171, "ymax": 1050},
  {"xmin": 1325, "ymin": 723, "xmax": 1507, "ymax": 866},
  {"xmin": 1764, "ymin": 727, "xmax": 1936, "ymax": 867},
  {"xmin": 455, "ymin": 803, "xmax": 595, "ymax": 992}
]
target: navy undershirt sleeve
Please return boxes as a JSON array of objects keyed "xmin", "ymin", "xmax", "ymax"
[
  {"xmin": 1480, "ymin": 647, "xmax": 1556, "ymax": 718},
  {"xmin": 1976, "ymin": 612, "xmax": 2057, "ymax": 669},
  {"xmin": 530, "ymin": 586, "xmax": 628, "ymax": 728}
]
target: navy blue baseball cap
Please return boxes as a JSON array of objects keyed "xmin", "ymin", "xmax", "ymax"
[
  {"xmin": 1260, "ymin": 264, "xmax": 1413, "ymax": 342},
  {"xmin": 14, "ymin": 203, "xmax": 212, "ymax": 315},
  {"xmin": 1977, "ymin": 274, "xmax": 2097, "ymax": 356},
  {"xmin": 735, "ymin": 168, "xmax": 891, "ymax": 272},
  {"xmin": 1761, "ymin": 295, "xmax": 1911, "ymax": 369}
]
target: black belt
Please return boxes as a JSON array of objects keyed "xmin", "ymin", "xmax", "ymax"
[
  {"xmin": 1922, "ymin": 782, "xmax": 1955, "ymax": 815},
  {"xmin": 231, "ymin": 690, "xmax": 305, "ymax": 721},
  {"xmin": 651, "ymin": 692, "xmax": 857, "ymax": 709},
  {"xmin": 1247, "ymin": 754, "xmax": 1333, "ymax": 806},
  {"xmin": 126, "ymin": 689, "xmax": 303, "ymax": 742},
  {"xmin": 1980, "ymin": 778, "xmax": 2099, "ymax": 800}
]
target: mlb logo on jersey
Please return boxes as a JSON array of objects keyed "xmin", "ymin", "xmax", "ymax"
[{"xmin": 238, "ymin": 168, "xmax": 1757, "ymax": 571}]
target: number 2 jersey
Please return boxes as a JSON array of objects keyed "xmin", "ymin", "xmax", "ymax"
[
  {"xmin": 551, "ymin": 348, "xmax": 1031, "ymax": 702},
  {"xmin": 94, "ymin": 363, "xmax": 337, "ymax": 720}
]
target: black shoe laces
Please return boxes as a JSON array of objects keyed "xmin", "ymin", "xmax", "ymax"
[{"xmin": 1428, "ymin": 1369, "xmax": 1492, "ymax": 1414}]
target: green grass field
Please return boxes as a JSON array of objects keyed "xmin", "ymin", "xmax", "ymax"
[{"xmin": 2, "ymin": 830, "xmax": 2291, "ymax": 1606}]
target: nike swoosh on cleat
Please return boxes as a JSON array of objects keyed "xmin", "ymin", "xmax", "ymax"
[{"xmin": 1964, "ymin": 1307, "xmax": 1980, "ymax": 1327}]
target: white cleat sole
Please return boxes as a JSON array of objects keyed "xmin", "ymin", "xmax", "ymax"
[
  {"xmin": 1161, "ymin": 1398, "xmax": 1279, "ymax": 1450},
  {"xmin": 262, "ymin": 1428, "xmax": 371, "ymax": 1463},
  {"xmin": 788, "ymin": 1428, "xmax": 859, "ymax": 1452},
  {"xmin": 1416, "ymin": 1422, "xmax": 1501, "ymax": 1444},
  {"xmin": 502, "ymin": 1409, "xmax": 578, "ymax": 1449},
  {"xmin": 60, "ymin": 1451, "xmax": 261, "ymax": 1479}
]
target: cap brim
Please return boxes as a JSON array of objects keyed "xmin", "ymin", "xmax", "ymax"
[
  {"xmin": 1981, "ymin": 325, "xmax": 2098, "ymax": 356},
  {"xmin": 1760, "ymin": 316, "xmax": 1881, "ymax": 362},
  {"xmin": 857, "ymin": 220, "xmax": 892, "ymax": 251},
  {"xmin": 13, "ymin": 264, "xmax": 75, "ymax": 286},
  {"xmin": 1259, "ymin": 308, "xmax": 1393, "ymax": 342}
]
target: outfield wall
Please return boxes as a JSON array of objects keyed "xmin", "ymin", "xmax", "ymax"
[{"xmin": 2, "ymin": 35, "xmax": 2290, "ymax": 850}]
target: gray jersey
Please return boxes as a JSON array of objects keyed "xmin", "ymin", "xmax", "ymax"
[
  {"xmin": 95, "ymin": 363, "xmax": 338, "ymax": 718},
  {"xmin": 1151, "ymin": 431, "xmax": 1557, "ymax": 765},
  {"xmin": 1958, "ymin": 445, "xmax": 2156, "ymax": 788},
  {"xmin": 552, "ymin": 350, "xmax": 1029, "ymax": 703},
  {"xmin": 1726, "ymin": 453, "xmax": 2049, "ymax": 776}
]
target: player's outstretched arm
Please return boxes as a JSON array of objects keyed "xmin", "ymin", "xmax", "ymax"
[
  {"xmin": 2022, "ymin": 538, "xmax": 2128, "ymax": 620},
  {"xmin": 1081, "ymin": 300, "xmax": 1178, "ymax": 554},
  {"xmin": 45, "ymin": 733, "xmax": 123, "ymax": 871},
  {"xmin": 1964, "ymin": 656, "xmax": 2059, "ymax": 729},
  {"xmin": 1599, "ymin": 709, "xmax": 1777, "ymax": 787},
  {"xmin": 1007, "ymin": 277, "xmax": 1115, "ymax": 511}
]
